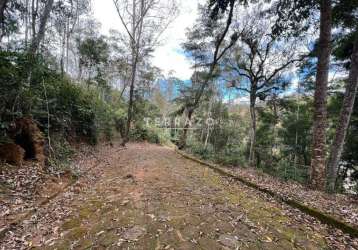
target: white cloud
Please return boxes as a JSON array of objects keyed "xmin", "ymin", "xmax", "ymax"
[
  {"xmin": 233, "ymin": 96, "xmax": 250, "ymax": 105},
  {"xmin": 92, "ymin": 0, "xmax": 120, "ymax": 32},
  {"xmin": 92, "ymin": 0, "xmax": 204, "ymax": 80}
]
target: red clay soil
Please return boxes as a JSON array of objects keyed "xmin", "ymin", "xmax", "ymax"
[
  {"xmin": 0, "ymin": 143, "xmax": 357, "ymax": 249},
  {"xmin": 0, "ymin": 143, "xmax": 25, "ymax": 166},
  {"xmin": 1, "ymin": 117, "xmax": 46, "ymax": 167}
]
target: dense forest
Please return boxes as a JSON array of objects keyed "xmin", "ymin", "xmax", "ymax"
[{"xmin": 0, "ymin": 0, "xmax": 358, "ymax": 248}]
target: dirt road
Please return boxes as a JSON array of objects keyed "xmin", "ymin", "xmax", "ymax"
[{"xmin": 1, "ymin": 143, "xmax": 338, "ymax": 249}]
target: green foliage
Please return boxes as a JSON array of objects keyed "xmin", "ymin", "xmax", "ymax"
[
  {"xmin": 269, "ymin": 0, "xmax": 317, "ymax": 38},
  {"xmin": 129, "ymin": 126, "xmax": 171, "ymax": 145},
  {"xmin": 78, "ymin": 36, "xmax": 110, "ymax": 89},
  {"xmin": 0, "ymin": 1, "xmax": 25, "ymax": 39},
  {"xmin": 331, "ymin": 0, "xmax": 358, "ymax": 71},
  {"xmin": 274, "ymin": 159, "xmax": 309, "ymax": 184},
  {"xmin": 332, "ymin": 0, "xmax": 358, "ymax": 29},
  {"xmin": 43, "ymin": 79, "xmax": 95, "ymax": 139},
  {"xmin": 0, "ymin": 51, "xmax": 49, "ymax": 137},
  {"xmin": 187, "ymin": 138, "xmax": 214, "ymax": 160},
  {"xmin": 255, "ymin": 106, "xmax": 277, "ymax": 168},
  {"xmin": 187, "ymin": 137, "xmax": 246, "ymax": 166},
  {"xmin": 327, "ymin": 92, "xmax": 358, "ymax": 192},
  {"xmin": 278, "ymin": 98, "xmax": 313, "ymax": 166},
  {"xmin": 208, "ymin": 102, "xmax": 230, "ymax": 152},
  {"xmin": 183, "ymin": 95, "xmax": 315, "ymax": 185},
  {"xmin": 127, "ymin": 93, "xmax": 171, "ymax": 145},
  {"xmin": 336, "ymin": 95, "xmax": 358, "ymax": 192},
  {"xmin": 250, "ymin": 98, "xmax": 313, "ymax": 184},
  {"xmin": 0, "ymin": 50, "xmax": 122, "ymax": 145},
  {"xmin": 47, "ymin": 135, "xmax": 76, "ymax": 175},
  {"xmin": 215, "ymin": 147, "xmax": 246, "ymax": 166},
  {"xmin": 78, "ymin": 36, "xmax": 109, "ymax": 68},
  {"xmin": 129, "ymin": 126, "xmax": 157, "ymax": 143},
  {"xmin": 185, "ymin": 101, "xmax": 248, "ymax": 166}
]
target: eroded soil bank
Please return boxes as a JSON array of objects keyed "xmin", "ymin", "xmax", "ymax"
[{"xmin": 1, "ymin": 143, "xmax": 357, "ymax": 249}]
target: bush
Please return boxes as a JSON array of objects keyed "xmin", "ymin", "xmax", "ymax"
[
  {"xmin": 269, "ymin": 159, "xmax": 309, "ymax": 184},
  {"xmin": 129, "ymin": 126, "xmax": 171, "ymax": 145},
  {"xmin": 47, "ymin": 134, "xmax": 75, "ymax": 175},
  {"xmin": 0, "ymin": 51, "xmax": 123, "ymax": 146},
  {"xmin": 187, "ymin": 138, "xmax": 214, "ymax": 160},
  {"xmin": 214, "ymin": 153, "xmax": 245, "ymax": 166},
  {"xmin": 150, "ymin": 127, "xmax": 171, "ymax": 145}
]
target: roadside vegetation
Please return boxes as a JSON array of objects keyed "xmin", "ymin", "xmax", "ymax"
[
  {"xmin": 0, "ymin": 0, "xmax": 358, "ymax": 248},
  {"xmin": 0, "ymin": 0, "xmax": 357, "ymax": 230}
]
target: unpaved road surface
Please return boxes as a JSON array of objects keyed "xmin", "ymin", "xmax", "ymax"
[{"xmin": 1, "ymin": 143, "xmax": 351, "ymax": 249}]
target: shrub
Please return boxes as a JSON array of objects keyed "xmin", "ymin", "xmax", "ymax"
[
  {"xmin": 149, "ymin": 127, "xmax": 171, "ymax": 145},
  {"xmin": 129, "ymin": 126, "xmax": 170, "ymax": 145},
  {"xmin": 271, "ymin": 159, "xmax": 309, "ymax": 184},
  {"xmin": 187, "ymin": 138, "xmax": 214, "ymax": 160},
  {"xmin": 0, "ymin": 51, "xmax": 122, "ymax": 147},
  {"xmin": 47, "ymin": 134, "xmax": 75, "ymax": 175}
]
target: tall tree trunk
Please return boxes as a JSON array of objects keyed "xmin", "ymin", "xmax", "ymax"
[
  {"xmin": 249, "ymin": 88, "xmax": 257, "ymax": 167},
  {"xmin": 271, "ymin": 97, "xmax": 279, "ymax": 162},
  {"xmin": 0, "ymin": 0, "xmax": 8, "ymax": 42},
  {"xmin": 294, "ymin": 102, "xmax": 300, "ymax": 166},
  {"xmin": 204, "ymin": 126, "xmax": 210, "ymax": 149},
  {"xmin": 78, "ymin": 58, "xmax": 82, "ymax": 80},
  {"xmin": 29, "ymin": 0, "xmax": 54, "ymax": 56},
  {"xmin": 200, "ymin": 124, "xmax": 205, "ymax": 142},
  {"xmin": 60, "ymin": 22, "xmax": 66, "ymax": 76},
  {"xmin": 66, "ymin": 17, "xmax": 70, "ymax": 73},
  {"xmin": 178, "ymin": 109, "xmax": 193, "ymax": 149},
  {"xmin": 310, "ymin": 0, "xmax": 332, "ymax": 191},
  {"xmin": 24, "ymin": 0, "xmax": 29, "ymax": 47},
  {"xmin": 249, "ymin": 105, "xmax": 256, "ymax": 167},
  {"xmin": 31, "ymin": 0, "xmax": 38, "ymax": 40},
  {"xmin": 122, "ymin": 0, "xmax": 144, "ymax": 145},
  {"xmin": 0, "ymin": 0, "xmax": 7, "ymax": 21},
  {"xmin": 123, "ymin": 50, "xmax": 138, "ymax": 145},
  {"xmin": 204, "ymin": 98, "xmax": 213, "ymax": 149},
  {"xmin": 326, "ymin": 34, "xmax": 358, "ymax": 192},
  {"xmin": 0, "ymin": 0, "xmax": 8, "ymax": 41}
]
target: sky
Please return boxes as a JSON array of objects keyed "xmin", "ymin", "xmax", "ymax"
[{"xmin": 92, "ymin": 0, "xmax": 205, "ymax": 80}]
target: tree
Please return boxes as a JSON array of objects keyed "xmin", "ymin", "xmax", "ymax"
[
  {"xmin": 113, "ymin": 0, "xmax": 178, "ymax": 145},
  {"xmin": 0, "ymin": 0, "xmax": 25, "ymax": 44},
  {"xmin": 0, "ymin": 0, "xmax": 131, "ymax": 151},
  {"xmin": 309, "ymin": 0, "xmax": 332, "ymax": 191},
  {"xmin": 78, "ymin": 36, "xmax": 109, "ymax": 88},
  {"xmin": 326, "ymin": 0, "xmax": 358, "ymax": 192},
  {"xmin": 106, "ymin": 29, "xmax": 131, "ymax": 98},
  {"xmin": 339, "ymin": 97, "xmax": 358, "ymax": 193},
  {"xmin": 0, "ymin": 0, "xmax": 9, "ymax": 39},
  {"xmin": 52, "ymin": 0, "xmax": 85, "ymax": 75},
  {"xmin": 223, "ymin": 6, "xmax": 306, "ymax": 166},
  {"xmin": 269, "ymin": 0, "xmax": 333, "ymax": 190},
  {"xmin": 271, "ymin": 0, "xmax": 337, "ymax": 191},
  {"xmin": 279, "ymin": 97, "xmax": 313, "ymax": 167},
  {"xmin": 178, "ymin": 0, "xmax": 238, "ymax": 149},
  {"xmin": 28, "ymin": 0, "xmax": 55, "ymax": 56}
]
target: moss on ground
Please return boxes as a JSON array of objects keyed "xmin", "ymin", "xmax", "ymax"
[
  {"xmin": 200, "ymin": 164, "xmax": 328, "ymax": 249},
  {"xmin": 42, "ymin": 145, "xmax": 331, "ymax": 250}
]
